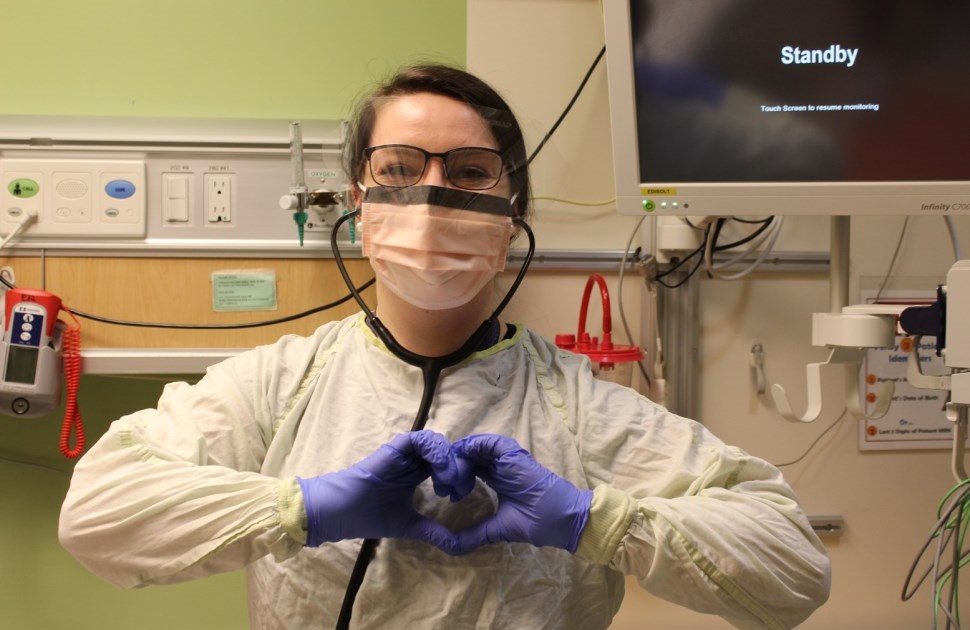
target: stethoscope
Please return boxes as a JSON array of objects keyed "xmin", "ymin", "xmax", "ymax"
[{"xmin": 328, "ymin": 198, "xmax": 536, "ymax": 630}]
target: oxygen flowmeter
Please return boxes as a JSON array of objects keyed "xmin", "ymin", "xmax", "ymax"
[{"xmin": 278, "ymin": 121, "xmax": 347, "ymax": 245}]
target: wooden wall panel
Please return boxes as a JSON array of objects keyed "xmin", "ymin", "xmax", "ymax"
[{"xmin": 0, "ymin": 256, "xmax": 375, "ymax": 349}]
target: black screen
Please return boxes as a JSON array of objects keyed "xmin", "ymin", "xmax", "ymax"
[{"xmin": 632, "ymin": 0, "xmax": 970, "ymax": 183}]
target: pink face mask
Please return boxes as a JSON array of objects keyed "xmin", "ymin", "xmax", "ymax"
[{"xmin": 360, "ymin": 186, "xmax": 515, "ymax": 310}]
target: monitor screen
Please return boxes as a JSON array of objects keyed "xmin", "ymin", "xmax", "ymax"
[
  {"xmin": 4, "ymin": 345, "xmax": 38, "ymax": 385},
  {"xmin": 603, "ymin": 0, "xmax": 970, "ymax": 216}
]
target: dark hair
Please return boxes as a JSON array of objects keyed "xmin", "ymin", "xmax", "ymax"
[{"xmin": 344, "ymin": 63, "xmax": 531, "ymax": 218}]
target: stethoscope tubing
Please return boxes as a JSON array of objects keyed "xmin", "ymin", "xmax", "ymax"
[{"xmin": 329, "ymin": 207, "xmax": 536, "ymax": 630}]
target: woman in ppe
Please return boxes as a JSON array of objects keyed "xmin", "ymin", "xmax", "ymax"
[{"xmin": 58, "ymin": 63, "xmax": 831, "ymax": 630}]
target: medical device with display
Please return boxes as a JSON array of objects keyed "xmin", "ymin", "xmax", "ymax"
[
  {"xmin": 0, "ymin": 288, "xmax": 65, "ymax": 417},
  {"xmin": 0, "ymin": 287, "xmax": 85, "ymax": 457},
  {"xmin": 603, "ymin": 0, "xmax": 970, "ymax": 216}
]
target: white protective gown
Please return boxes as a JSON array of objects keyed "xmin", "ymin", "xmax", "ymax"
[{"xmin": 59, "ymin": 314, "xmax": 830, "ymax": 630}]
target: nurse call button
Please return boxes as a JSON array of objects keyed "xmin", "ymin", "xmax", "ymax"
[{"xmin": 8, "ymin": 179, "xmax": 39, "ymax": 198}]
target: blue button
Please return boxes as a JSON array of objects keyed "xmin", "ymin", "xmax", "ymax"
[{"xmin": 105, "ymin": 179, "xmax": 136, "ymax": 199}]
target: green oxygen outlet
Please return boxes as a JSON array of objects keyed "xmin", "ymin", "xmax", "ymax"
[
  {"xmin": 293, "ymin": 210, "xmax": 308, "ymax": 246},
  {"xmin": 8, "ymin": 179, "xmax": 39, "ymax": 198}
]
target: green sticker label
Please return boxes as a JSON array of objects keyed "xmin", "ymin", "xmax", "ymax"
[
  {"xmin": 211, "ymin": 271, "xmax": 278, "ymax": 312},
  {"xmin": 8, "ymin": 179, "xmax": 39, "ymax": 198}
]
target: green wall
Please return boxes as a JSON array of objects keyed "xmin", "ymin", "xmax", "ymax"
[
  {"xmin": 0, "ymin": 0, "xmax": 466, "ymax": 119},
  {"xmin": 2, "ymin": 376, "xmax": 250, "ymax": 630},
  {"xmin": 0, "ymin": 2, "xmax": 465, "ymax": 628}
]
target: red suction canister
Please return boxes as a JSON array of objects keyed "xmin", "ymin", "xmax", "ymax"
[{"xmin": 555, "ymin": 273, "xmax": 644, "ymax": 386}]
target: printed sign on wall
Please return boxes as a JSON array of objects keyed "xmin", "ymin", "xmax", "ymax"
[{"xmin": 858, "ymin": 291, "xmax": 950, "ymax": 451}]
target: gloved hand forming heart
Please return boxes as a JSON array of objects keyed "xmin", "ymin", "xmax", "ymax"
[
  {"xmin": 297, "ymin": 430, "xmax": 592, "ymax": 556},
  {"xmin": 450, "ymin": 433, "xmax": 593, "ymax": 554},
  {"xmin": 297, "ymin": 430, "xmax": 473, "ymax": 552}
]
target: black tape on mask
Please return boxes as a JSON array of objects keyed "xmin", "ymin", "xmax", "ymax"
[{"xmin": 363, "ymin": 185, "xmax": 514, "ymax": 217}]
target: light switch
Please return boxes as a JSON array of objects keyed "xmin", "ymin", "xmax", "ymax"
[{"xmin": 163, "ymin": 173, "xmax": 190, "ymax": 223}]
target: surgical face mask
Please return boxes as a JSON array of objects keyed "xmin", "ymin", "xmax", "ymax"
[{"xmin": 359, "ymin": 185, "xmax": 515, "ymax": 310}]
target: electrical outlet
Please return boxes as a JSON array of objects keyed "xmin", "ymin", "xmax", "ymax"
[{"xmin": 204, "ymin": 174, "xmax": 234, "ymax": 223}]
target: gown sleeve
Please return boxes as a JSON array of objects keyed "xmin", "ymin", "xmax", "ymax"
[
  {"xmin": 551, "ymin": 345, "xmax": 831, "ymax": 630},
  {"xmin": 57, "ymin": 334, "xmax": 322, "ymax": 588}
]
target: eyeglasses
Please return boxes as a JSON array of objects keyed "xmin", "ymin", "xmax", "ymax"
[{"xmin": 362, "ymin": 144, "xmax": 505, "ymax": 191}]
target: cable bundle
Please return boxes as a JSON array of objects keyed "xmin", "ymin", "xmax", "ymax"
[
  {"xmin": 654, "ymin": 216, "xmax": 781, "ymax": 288},
  {"xmin": 704, "ymin": 216, "xmax": 785, "ymax": 280},
  {"xmin": 903, "ymin": 478, "xmax": 970, "ymax": 629}
]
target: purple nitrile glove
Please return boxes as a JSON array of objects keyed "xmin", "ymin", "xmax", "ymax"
[
  {"xmin": 296, "ymin": 430, "xmax": 471, "ymax": 553},
  {"xmin": 452, "ymin": 434, "xmax": 593, "ymax": 554}
]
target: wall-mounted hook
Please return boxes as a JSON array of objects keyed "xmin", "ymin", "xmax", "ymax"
[
  {"xmin": 845, "ymin": 363, "xmax": 893, "ymax": 420},
  {"xmin": 946, "ymin": 403, "xmax": 968, "ymax": 484},
  {"xmin": 770, "ymin": 346, "xmax": 869, "ymax": 423},
  {"xmin": 771, "ymin": 310, "xmax": 900, "ymax": 423},
  {"xmin": 905, "ymin": 335, "xmax": 951, "ymax": 391},
  {"xmin": 900, "ymin": 334, "xmax": 966, "ymax": 482},
  {"xmin": 750, "ymin": 343, "xmax": 766, "ymax": 396}
]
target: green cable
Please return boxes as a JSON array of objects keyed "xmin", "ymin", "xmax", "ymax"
[
  {"xmin": 938, "ymin": 478, "xmax": 970, "ymax": 515},
  {"xmin": 931, "ymin": 480, "xmax": 970, "ymax": 628}
]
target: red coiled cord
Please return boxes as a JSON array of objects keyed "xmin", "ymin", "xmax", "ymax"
[{"xmin": 59, "ymin": 311, "xmax": 84, "ymax": 459}]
